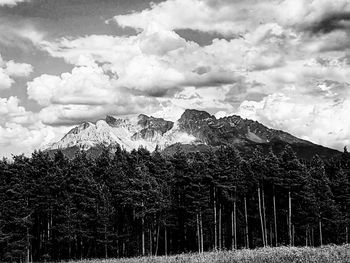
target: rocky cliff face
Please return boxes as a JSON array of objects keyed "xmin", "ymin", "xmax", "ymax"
[
  {"xmin": 47, "ymin": 109, "xmax": 339, "ymax": 160},
  {"xmin": 177, "ymin": 109, "xmax": 309, "ymax": 146},
  {"xmin": 132, "ymin": 114, "xmax": 174, "ymax": 141}
]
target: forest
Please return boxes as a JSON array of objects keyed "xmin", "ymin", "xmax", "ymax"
[{"xmin": 0, "ymin": 145, "xmax": 349, "ymax": 262}]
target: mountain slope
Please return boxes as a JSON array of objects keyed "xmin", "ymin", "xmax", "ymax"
[{"xmin": 47, "ymin": 109, "xmax": 340, "ymax": 160}]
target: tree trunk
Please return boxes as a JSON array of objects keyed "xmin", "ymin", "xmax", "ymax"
[
  {"xmin": 213, "ymin": 187, "xmax": 217, "ymax": 250},
  {"xmin": 218, "ymin": 202, "xmax": 222, "ymax": 249},
  {"xmin": 104, "ymin": 224, "xmax": 108, "ymax": 259},
  {"xmin": 244, "ymin": 196, "xmax": 249, "ymax": 248},
  {"xmin": 258, "ymin": 185, "xmax": 265, "ymax": 246},
  {"xmin": 346, "ymin": 226, "xmax": 348, "ymax": 244},
  {"xmin": 26, "ymin": 227, "xmax": 30, "ymax": 263},
  {"xmin": 311, "ymin": 226, "xmax": 314, "ymax": 247},
  {"xmin": 319, "ymin": 217, "xmax": 323, "ymax": 246},
  {"xmin": 80, "ymin": 237, "xmax": 83, "ymax": 260},
  {"xmin": 306, "ymin": 225, "xmax": 308, "ymax": 246},
  {"xmin": 288, "ymin": 188, "xmax": 292, "ymax": 246},
  {"xmin": 262, "ymin": 184, "xmax": 268, "ymax": 246},
  {"xmin": 164, "ymin": 226, "xmax": 168, "ymax": 256},
  {"xmin": 231, "ymin": 208, "xmax": 234, "ymax": 249},
  {"xmin": 197, "ymin": 213, "xmax": 201, "ymax": 252},
  {"xmin": 233, "ymin": 187, "xmax": 237, "ymax": 249},
  {"xmin": 200, "ymin": 211, "xmax": 204, "ymax": 253},
  {"xmin": 273, "ymin": 185, "xmax": 278, "ymax": 246},
  {"xmin": 155, "ymin": 224, "xmax": 160, "ymax": 256},
  {"xmin": 141, "ymin": 216, "xmax": 145, "ymax": 256},
  {"xmin": 270, "ymin": 223, "xmax": 273, "ymax": 246},
  {"xmin": 292, "ymin": 224, "xmax": 295, "ymax": 246},
  {"xmin": 149, "ymin": 229, "xmax": 152, "ymax": 256}
]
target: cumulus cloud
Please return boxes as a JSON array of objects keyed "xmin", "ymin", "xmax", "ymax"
[
  {"xmin": 26, "ymin": 64, "xmax": 165, "ymax": 125},
  {"xmin": 0, "ymin": 54, "xmax": 33, "ymax": 89},
  {"xmin": 0, "ymin": 96, "xmax": 26, "ymax": 120},
  {"xmin": 276, "ymin": 0, "xmax": 350, "ymax": 32},
  {"xmin": 27, "ymin": 65, "xmax": 119, "ymax": 106},
  {"xmin": 112, "ymin": 0, "xmax": 350, "ymax": 36},
  {"xmin": 5, "ymin": 60, "xmax": 33, "ymax": 77},
  {"xmin": 0, "ymin": 96, "xmax": 66, "ymax": 157},
  {"xmin": 32, "ymin": 28, "xmax": 244, "ymax": 96},
  {"xmin": 0, "ymin": 122, "xmax": 67, "ymax": 158},
  {"xmin": 112, "ymin": 0, "xmax": 277, "ymax": 36}
]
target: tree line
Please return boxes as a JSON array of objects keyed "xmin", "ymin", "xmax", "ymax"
[{"xmin": 0, "ymin": 145, "xmax": 349, "ymax": 262}]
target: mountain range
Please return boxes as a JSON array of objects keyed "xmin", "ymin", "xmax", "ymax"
[{"xmin": 47, "ymin": 109, "xmax": 340, "ymax": 160}]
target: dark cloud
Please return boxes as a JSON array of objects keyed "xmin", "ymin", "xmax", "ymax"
[
  {"xmin": 185, "ymin": 71, "xmax": 239, "ymax": 88},
  {"xmin": 128, "ymin": 86, "xmax": 182, "ymax": 98},
  {"xmin": 308, "ymin": 12, "xmax": 350, "ymax": 34},
  {"xmin": 192, "ymin": 66, "xmax": 211, "ymax": 75},
  {"xmin": 175, "ymin": 29, "xmax": 235, "ymax": 46}
]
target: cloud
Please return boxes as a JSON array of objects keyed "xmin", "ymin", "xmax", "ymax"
[
  {"xmin": 0, "ymin": 69, "xmax": 14, "ymax": 89},
  {"xmin": 0, "ymin": 96, "xmax": 69, "ymax": 157},
  {"xmin": 0, "ymin": 96, "xmax": 59, "ymax": 157},
  {"xmin": 112, "ymin": 0, "xmax": 278, "ymax": 36},
  {"xmin": 0, "ymin": 96, "xmax": 26, "ymax": 120},
  {"xmin": 277, "ymin": 0, "xmax": 350, "ymax": 31},
  {"xmin": 307, "ymin": 12, "xmax": 350, "ymax": 34},
  {"xmin": 0, "ymin": 122, "xmax": 67, "ymax": 158},
  {"xmin": 112, "ymin": 0, "xmax": 350, "ymax": 36},
  {"xmin": 0, "ymin": 0, "xmax": 28, "ymax": 7},
  {"xmin": 27, "ymin": 65, "xmax": 118, "ymax": 106},
  {"xmin": 0, "ymin": 53, "xmax": 33, "ymax": 89},
  {"xmin": 4, "ymin": 60, "xmax": 33, "ymax": 77},
  {"xmin": 34, "ymin": 29, "xmax": 245, "ymax": 94},
  {"xmin": 27, "ymin": 64, "xmax": 164, "ymax": 125}
]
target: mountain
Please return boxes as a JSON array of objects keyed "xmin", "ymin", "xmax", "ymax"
[{"xmin": 46, "ymin": 109, "xmax": 340, "ymax": 160}]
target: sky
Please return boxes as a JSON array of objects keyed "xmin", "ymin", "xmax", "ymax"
[{"xmin": 1, "ymin": 0, "xmax": 350, "ymax": 157}]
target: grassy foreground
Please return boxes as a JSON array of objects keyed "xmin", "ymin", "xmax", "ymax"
[{"xmin": 76, "ymin": 245, "xmax": 350, "ymax": 263}]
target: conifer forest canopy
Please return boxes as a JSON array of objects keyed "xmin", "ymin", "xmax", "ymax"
[{"xmin": 0, "ymin": 145, "xmax": 349, "ymax": 261}]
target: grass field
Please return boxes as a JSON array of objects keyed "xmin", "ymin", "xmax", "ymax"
[{"xmin": 75, "ymin": 244, "xmax": 350, "ymax": 263}]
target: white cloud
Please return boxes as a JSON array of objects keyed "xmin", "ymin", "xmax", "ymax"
[
  {"xmin": 112, "ymin": 0, "xmax": 350, "ymax": 35},
  {"xmin": 0, "ymin": 0, "xmax": 28, "ymax": 7},
  {"xmin": 277, "ymin": 0, "xmax": 350, "ymax": 30},
  {"xmin": 0, "ymin": 69, "xmax": 14, "ymax": 89},
  {"xmin": 27, "ymin": 65, "xmax": 118, "ymax": 106},
  {"xmin": 27, "ymin": 64, "xmax": 164, "ymax": 125},
  {"xmin": 0, "ymin": 96, "xmax": 26, "ymax": 118},
  {"xmin": 5, "ymin": 60, "xmax": 33, "ymax": 77},
  {"xmin": 0, "ymin": 122, "xmax": 67, "ymax": 158},
  {"xmin": 0, "ymin": 96, "xmax": 66, "ymax": 157},
  {"xmin": 0, "ymin": 53, "xmax": 33, "ymax": 89},
  {"xmin": 112, "ymin": 0, "xmax": 282, "ymax": 36},
  {"xmin": 32, "ymin": 28, "xmax": 244, "ymax": 97}
]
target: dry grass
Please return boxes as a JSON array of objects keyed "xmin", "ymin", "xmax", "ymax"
[{"xmin": 75, "ymin": 245, "xmax": 350, "ymax": 263}]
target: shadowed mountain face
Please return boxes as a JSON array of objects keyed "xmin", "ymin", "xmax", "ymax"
[
  {"xmin": 177, "ymin": 109, "xmax": 312, "ymax": 146},
  {"xmin": 46, "ymin": 109, "xmax": 340, "ymax": 160},
  {"xmin": 132, "ymin": 114, "xmax": 174, "ymax": 141}
]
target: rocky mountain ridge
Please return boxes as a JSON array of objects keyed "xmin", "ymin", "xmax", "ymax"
[{"xmin": 47, "ymin": 109, "xmax": 339, "ymax": 159}]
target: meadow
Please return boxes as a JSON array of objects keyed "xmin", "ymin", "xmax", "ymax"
[{"xmin": 74, "ymin": 245, "xmax": 350, "ymax": 263}]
